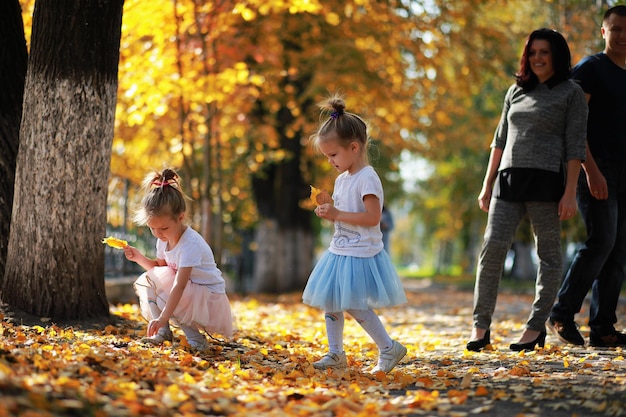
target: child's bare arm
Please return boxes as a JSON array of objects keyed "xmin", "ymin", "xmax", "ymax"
[
  {"xmin": 315, "ymin": 194, "xmax": 381, "ymax": 227},
  {"xmin": 123, "ymin": 246, "xmax": 165, "ymax": 270}
]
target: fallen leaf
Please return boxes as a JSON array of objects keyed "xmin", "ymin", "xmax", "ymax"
[{"xmin": 310, "ymin": 185, "xmax": 333, "ymax": 206}]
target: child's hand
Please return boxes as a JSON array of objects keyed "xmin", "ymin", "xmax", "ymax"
[
  {"xmin": 315, "ymin": 203, "xmax": 338, "ymax": 220},
  {"xmin": 147, "ymin": 317, "xmax": 168, "ymax": 337},
  {"xmin": 123, "ymin": 245, "xmax": 140, "ymax": 261}
]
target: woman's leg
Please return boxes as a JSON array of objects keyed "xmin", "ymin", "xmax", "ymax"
[
  {"xmin": 526, "ymin": 201, "xmax": 562, "ymax": 332},
  {"xmin": 473, "ymin": 199, "xmax": 525, "ymax": 330}
]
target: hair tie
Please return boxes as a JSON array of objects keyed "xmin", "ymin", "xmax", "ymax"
[
  {"xmin": 151, "ymin": 180, "xmax": 172, "ymax": 188},
  {"xmin": 330, "ymin": 110, "xmax": 343, "ymax": 119}
]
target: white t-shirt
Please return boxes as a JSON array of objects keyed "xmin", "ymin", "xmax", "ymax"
[
  {"xmin": 156, "ymin": 226, "xmax": 226, "ymax": 293},
  {"xmin": 329, "ymin": 166, "xmax": 384, "ymax": 258}
]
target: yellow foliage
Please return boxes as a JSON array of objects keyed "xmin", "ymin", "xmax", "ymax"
[{"xmin": 18, "ymin": 0, "xmax": 603, "ymax": 256}]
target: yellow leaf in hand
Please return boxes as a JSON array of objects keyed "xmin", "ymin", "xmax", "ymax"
[
  {"xmin": 310, "ymin": 185, "xmax": 333, "ymax": 206},
  {"xmin": 102, "ymin": 236, "xmax": 128, "ymax": 249}
]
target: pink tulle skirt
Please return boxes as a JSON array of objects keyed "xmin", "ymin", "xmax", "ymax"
[{"xmin": 134, "ymin": 266, "xmax": 235, "ymax": 338}]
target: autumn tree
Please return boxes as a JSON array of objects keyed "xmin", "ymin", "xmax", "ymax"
[
  {"xmin": 1, "ymin": 0, "xmax": 124, "ymax": 319},
  {"xmin": 238, "ymin": 2, "xmax": 429, "ymax": 291},
  {"xmin": 109, "ymin": 0, "xmax": 610, "ymax": 291},
  {"xmin": 410, "ymin": 0, "xmax": 607, "ymax": 275},
  {"xmin": 0, "ymin": 0, "xmax": 28, "ymax": 281},
  {"xmin": 113, "ymin": 0, "xmax": 427, "ymax": 292}
]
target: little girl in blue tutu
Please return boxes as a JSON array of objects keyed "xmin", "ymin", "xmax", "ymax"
[
  {"xmin": 123, "ymin": 168, "xmax": 235, "ymax": 351},
  {"xmin": 303, "ymin": 94, "xmax": 407, "ymax": 373}
]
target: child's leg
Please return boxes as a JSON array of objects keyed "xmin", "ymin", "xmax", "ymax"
[
  {"xmin": 147, "ymin": 299, "xmax": 172, "ymax": 336},
  {"xmin": 139, "ymin": 292, "xmax": 173, "ymax": 344},
  {"xmin": 312, "ymin": 312, "xmax": 348, "ymax": 369},
  {"xmin": 147, "ymin": 299, "xmax": 162, "ymax": 320},
  {"xmin": 325, "ymin": 312, "xmax": 345, "ymax": 354},
  {"xmin": 347, "ymin": 309, "xmax": 393, "ymax": 351},
  {"xmin": 348, "ymin": 309, "xmax": 407, "ymax": 373}
]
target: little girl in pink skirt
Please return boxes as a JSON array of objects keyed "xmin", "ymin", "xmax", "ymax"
[{"xmin": 124, "ymin": 168, "xmax": 235, "ymax": 350}]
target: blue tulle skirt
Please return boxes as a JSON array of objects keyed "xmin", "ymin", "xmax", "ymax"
[{"xmin": 302, "ymin": 250, "xmax": 407, "ymax": 312}]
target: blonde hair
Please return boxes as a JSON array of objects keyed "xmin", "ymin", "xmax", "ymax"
[
  {"xmin": 134, "ymin": 168, "xmax": 188, "ymax": 225},
  {"xmin": 310, "ymin": 93, "xmax": 370, "ymax": 163}
]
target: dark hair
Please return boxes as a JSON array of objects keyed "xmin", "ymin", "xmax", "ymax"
[
  {"xmin": 134, "ymin": 168, "xmax": 188, "ymax": 225},
  {"xmin": 310, "ymin": 93, "xmax": 370, "ymax": 161},
  {"xmin": 515, "ymin": 28, "xmax": 572, "ymax": 91},
  {"xmin": 604, "ymin": 5, "xmax": 626, "ymax": 21}
]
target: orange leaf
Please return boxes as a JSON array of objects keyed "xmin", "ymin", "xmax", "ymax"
[{"xmin": 310, "ymin": 185, "xmax": 333, "ymax": 207}]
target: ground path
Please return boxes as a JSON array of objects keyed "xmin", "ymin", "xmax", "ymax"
[
  {"xmin": 390, "ymin": 280, "xmax": 626, "ymax": 416},
  {"xmin": 0, "ymin": 278, "xmax": 624, "ymax": 416}
]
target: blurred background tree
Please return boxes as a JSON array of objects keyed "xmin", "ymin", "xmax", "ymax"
[{"xmin": 12, "ymin": 0, "xmax": 615, "ymax": 294}]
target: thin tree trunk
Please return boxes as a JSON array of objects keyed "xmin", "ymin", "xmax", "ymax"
[
  {"xmin": 0, "ymin": 0, "xmax": 28, "ymax": 282},
  {"xmin": 1, "ymin": 0, "xmax": 124, "ymax": 319}
]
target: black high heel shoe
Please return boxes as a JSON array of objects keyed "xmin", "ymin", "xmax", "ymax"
[
  {"xmin": 466, "ymin": 330, "xmax": 490, "ymax": 351},
  {"xmin": 510, "ymin": 331, "xmax": 546, "ymax": 352}
]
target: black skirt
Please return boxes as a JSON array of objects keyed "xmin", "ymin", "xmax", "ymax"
[{"xmin": 493, "ymin": 167, "xmax": 564, "ymax": 202}]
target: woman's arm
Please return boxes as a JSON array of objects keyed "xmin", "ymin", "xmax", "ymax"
[{"xmin": 477, "ymin": 147, "xmax": 503, "ymax": 212}]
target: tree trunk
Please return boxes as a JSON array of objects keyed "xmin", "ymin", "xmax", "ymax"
[
  {"xmin": 253, "ymin": 219, "xmax": 313, "ymax": 293},
  {"xmin": 0, "ymin": 0, "xmax": 28, "ymax": 282},
  {"xmin": 251, "ymin": 104, "xmax": 314, "ymax": 293},
  {"xmin": 1, "ymin": 0, "xmax": 124, "ymax": 319}
]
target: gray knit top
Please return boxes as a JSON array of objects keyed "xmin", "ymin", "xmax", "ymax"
[{"xmin": 492, "ymin": 80, "xmax": 588, "ymax": 173}]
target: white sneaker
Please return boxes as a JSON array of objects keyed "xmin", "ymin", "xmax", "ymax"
[
  {"xmin": 141, "ymin": 329, "xmax": 173, "ymax": 345},
  {"xmin": 312, "ymin": 352, "xmax": 347, "ymax": 370},
  {"xmin": 371, "ymin": 340, "xmax": 407, "ymax": 373}
]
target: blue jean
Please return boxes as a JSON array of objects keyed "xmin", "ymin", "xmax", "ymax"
[{"xmin": 551, "ymin": 159, "xmax": 626, "ymax": 333}]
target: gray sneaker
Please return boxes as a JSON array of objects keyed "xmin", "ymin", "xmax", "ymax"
[
  {"xmin": 187, "ymin": 336, "xmax": 209, "ymax": 351},
  {"xmin": 312, "ymin": 352, "xmax": 347, "ymax": 370},
  {"xmin": 141, "ymin": 329, "xmax": 173, "ymax": 345},
  {"xmin": 371, "ymin": 340, "xmax": 407, "ymax": 373}
]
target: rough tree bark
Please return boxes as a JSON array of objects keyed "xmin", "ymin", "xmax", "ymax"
[
  {"xmin": 0, "ymin": 0, "xmax": 28, "ymax": 282},
  {"xmin": 1, "ymin": 0, "xmax": 124, "ymax": 319}
]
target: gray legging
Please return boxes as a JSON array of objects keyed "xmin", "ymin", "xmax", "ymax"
[{"xmin": 473, "ymin": 198, "xmax": 562, "ymax": 332}]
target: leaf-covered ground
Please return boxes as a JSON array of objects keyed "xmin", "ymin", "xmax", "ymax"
[{"xmin": 1, "ymin": 281, "xmax": 624, "ymax": 417}]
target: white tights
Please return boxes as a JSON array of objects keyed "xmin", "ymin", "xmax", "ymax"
[{"xmin": 325, "ymin": 309, "xmax": 393, "ymax": 354}]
